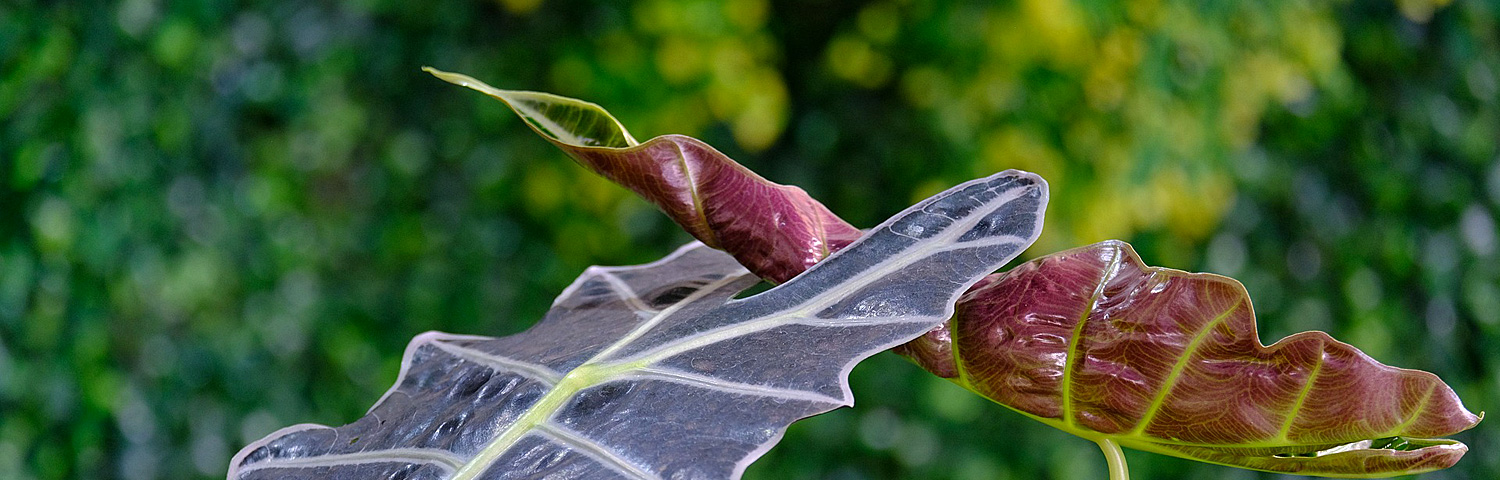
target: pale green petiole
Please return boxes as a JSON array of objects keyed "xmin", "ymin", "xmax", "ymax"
[{"xmin": 1098, "ymin": 438, "xmax": 1130, "ymax": 480}]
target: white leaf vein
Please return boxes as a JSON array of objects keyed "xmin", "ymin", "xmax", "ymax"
[
  {"xmin": 432, "ymin": 340, "xmax": 563, "ymax": 385},
  {"xmin": 237, "ymin": 448, "xmax": 462, "ymax": 474},
  {"xmin": 631, "ymin": 367, "xmax": 845, "ymax": 405},
  {"xmin": 536, "ymin": 424, "xmax": 659, "ymax": 480}
]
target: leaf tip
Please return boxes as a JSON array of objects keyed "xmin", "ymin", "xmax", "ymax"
[{"xmin": 423, "ymin": 66, "xmax": 480, "ymax": 89}]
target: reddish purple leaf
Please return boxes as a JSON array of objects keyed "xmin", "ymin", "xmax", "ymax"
[
  {"xmin": 555, "ymin": 136, "xmax": 863, "ymax": 283},
  {"xmin": 426, "ymin": 68, "xmax": 861, "ymax": 284},
  {"xmin": 903, "ymin": 241, "xmax": 1481, "ymax": 476}
]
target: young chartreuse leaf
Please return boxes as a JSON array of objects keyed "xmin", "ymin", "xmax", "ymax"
[
  {"xmin": 426, "ymin": 67, "xmax": 637, "ymax": 149},
  {"xmin": 898, "ymin": 240, "xmax": 1481, "ymax": 478},
  {"xmin": 228, "ymin": 171, "xmax": 1048, "ymax": 479},
  {"xmin": 425, "ymin": 67, "xmax": 861, "ymax": 284}
]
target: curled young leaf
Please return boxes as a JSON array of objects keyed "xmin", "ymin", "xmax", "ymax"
[
  {"xmin": 903, "ymin": 241, "xmax": 1482, "ymax": 477},
  {"xmin": 426, "ymin": 67, "xmax": 862, "ymax": 284},
  {"xmin": 229, "ymin": 171, "xmax": 1048, "ymax": 479}
]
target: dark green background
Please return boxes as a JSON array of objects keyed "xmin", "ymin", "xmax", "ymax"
[{"xmin": 1, "ymin": 0, "xmax": 1496, "ymax": 478}]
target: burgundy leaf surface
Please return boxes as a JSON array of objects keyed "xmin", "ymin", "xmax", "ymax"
[
  {"xmin": 904, "ymin": 241, "xmax": 1481, "ymax": 476},
  {"xmin": 427, "ymin": 68, "xmax": 861, "ymax": 284}
]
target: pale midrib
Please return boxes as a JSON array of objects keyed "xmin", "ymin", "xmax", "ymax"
[
  {"xmin": 1129, "ymin": 299, "xmax": 1243, "ymax": 435},
  {"xmin": 450, "ymin": 183, "xmax": 1028, "ymax": 479},
  {"xmin": 447, "ymin": 274, "xmax": 743, "ymax": 480},
  {"xmin": 448, "ymin": 363, "xmax": 641, "ymax": 480},
  {"xmin": 1060, "ymin": 251, "xmax": 1123, "ymax": 428},
  {"xmin": 242, "ymin": 448, "xmax": 462, "ymax": 473},
  {"xmin": 673, "ymin": 140, "xmax": 720, "ymax": 249},
  {"xmin": 1275, "ymin": 350, "xmax": 1326, "ymax": 441}
]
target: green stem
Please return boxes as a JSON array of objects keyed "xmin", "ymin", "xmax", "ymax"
[{"xmin": 1097, "ymin": 438, "xmax": 1130, "ymax": 480}]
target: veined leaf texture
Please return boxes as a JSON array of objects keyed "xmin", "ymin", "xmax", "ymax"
[{"xmin": 229, "ymin": 171, "xmax": 1048, "ymax": 479}]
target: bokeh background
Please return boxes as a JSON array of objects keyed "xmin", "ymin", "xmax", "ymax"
[{"xmin": 1, "ymin": 0, "xmax": 1497, "ymax": 478}]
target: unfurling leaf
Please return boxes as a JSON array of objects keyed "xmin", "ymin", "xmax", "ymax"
[
  {"xmin": 425, "ymin": 67, "xmax": 862, "ymax": 284},
  {"xmin": 228, "ymin": 172, "xmax": 1048, "ymax": 479},
  {"xmin": 902, "ymin": 240, "xmax": 1481, "ymax": 477}
]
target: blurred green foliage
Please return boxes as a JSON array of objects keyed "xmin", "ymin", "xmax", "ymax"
[{"xmin": 0, "ymin": 0, "xmax": 1495, "ymax": 478}]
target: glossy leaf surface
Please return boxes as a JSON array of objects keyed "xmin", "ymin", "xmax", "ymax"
[
  {"xmin": 427, "ymin": 67, "xmax": 862, "ymax": 284},
  {"xmin": 905, "ymin": 241, "xmax": 1481, "ymax": 477},
  {"xmin": 228, "ymin": 171, "xmax": 1048, "ymax": 479}
]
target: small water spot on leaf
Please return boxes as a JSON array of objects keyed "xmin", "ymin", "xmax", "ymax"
[
  {"xmin": 510, "ymin": 389, "xmax": 542, "ymax": 408},
  {"xmin": 988, "ymin": 325, "xmax": 1010, "ymax": 344},
  {"xmin": 1149, "ymin": 277, "xmax": 1170, "ymax": 294},
  {"xmin": 666, "ymin": 465, "xmax": 710, "ymax": 480},
  {"xmin": 433, "ymin": 415, "xmax": 465, "ymax": 439},
  {"xmin": 386, "ymin": 464, "xmax": 417, "ymax": 480},
  {"xmin": 852, "ymin": 297, "xmax": 894, "ymax": 316},
  {"xmin": 971, "ymin": 218, "xmax": 992, "ymax": 234},
  {"xmin": 534, "ymin": 448, "xmax": 568, "ymax": 471},
  {"xmin": 1370, "ymin": 436, "xmax": 1415, "ymax": 451},
  {"xmin": 476, "ymin": 374, "xmax": 522, "ymax": 401},
  {"xmin": 262, "ymin": 443, "xmax": 288, "ymax": 459},
  {"xmin": 690, "ymin": 357, "xmax": 717, "ymax": 373}
]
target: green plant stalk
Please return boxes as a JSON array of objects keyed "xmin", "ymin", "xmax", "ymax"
[{"xmin": 1098, "ymin": 438, "xmax": 1130, "ymax": 480}]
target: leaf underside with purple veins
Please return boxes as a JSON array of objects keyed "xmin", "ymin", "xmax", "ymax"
[
  {"xmin": 228, "ymin": 170, "xmax": 1048, "ymax": 479},
  {"xmin": 911, "ymin": 240, "xmax": 1481, "ymax": 477}
]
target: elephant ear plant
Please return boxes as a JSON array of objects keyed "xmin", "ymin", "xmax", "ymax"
[
  {"xmin": 229, "ymin": 69, "xmax": 1481, "ymax": 480},
  {"xmin": 229, "ymin": 135, "xmax": 1049, "ymax": 475}
]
